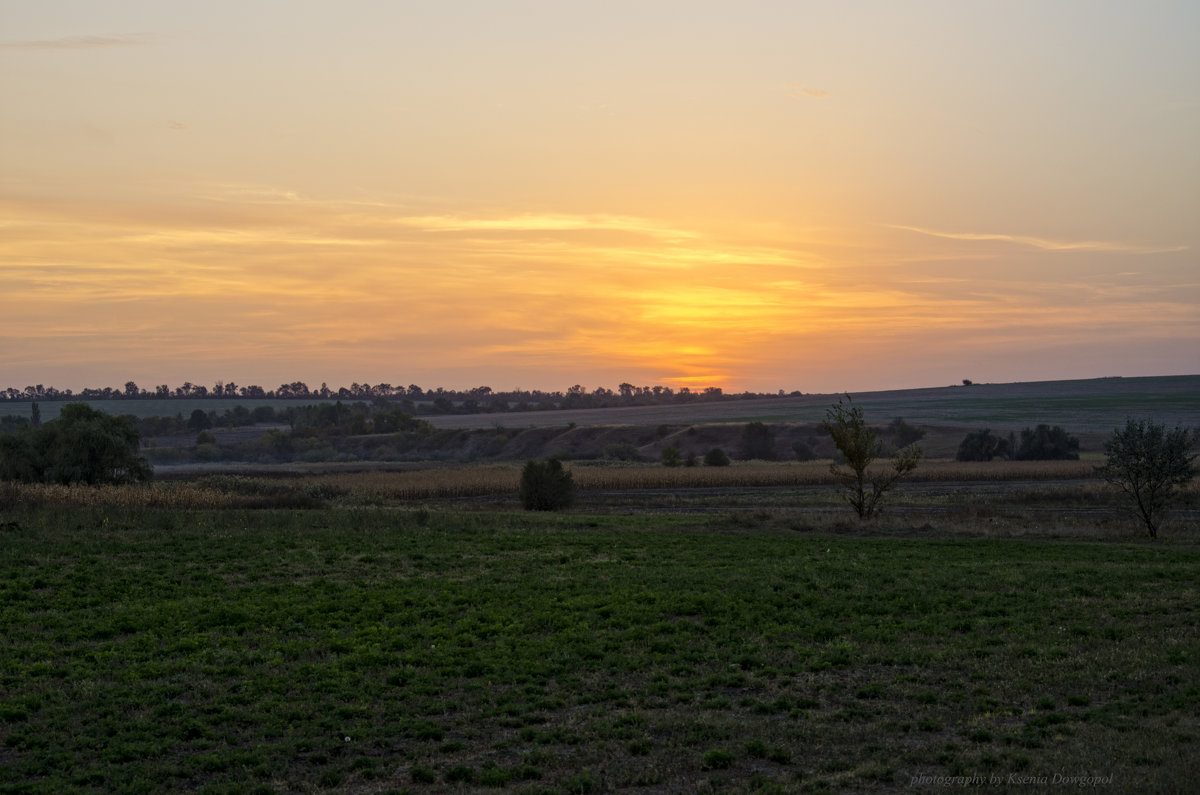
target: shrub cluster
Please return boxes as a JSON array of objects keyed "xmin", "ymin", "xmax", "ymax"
[
  {"xmin": 956, "ymin": 429, "xmax": 1013, "ymax": 462},
  {"xmin": 519, "ymin": 459, "xmax": 576, "ymax": 511},
  {"xmin": 0, "ymin": 403, "xmax": 151, "ymax": 485},
  {"xmin": 1015, "ymin": 424, "xmax": 1079, "ymax": 460}
]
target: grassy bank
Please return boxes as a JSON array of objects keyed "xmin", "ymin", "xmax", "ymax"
[{"xmin": 2, "ymin": 508, "xmax": 1197, "ymax": 792}]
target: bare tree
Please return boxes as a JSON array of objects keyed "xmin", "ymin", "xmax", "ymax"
[{"xmin": 822, "ymin": 396, "xmax": 921, "ymax": 519}]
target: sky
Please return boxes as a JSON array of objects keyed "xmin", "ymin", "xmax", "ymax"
[{"xmin": 2, "ymin": 0, "xmax": 1197, "ymax": 395}]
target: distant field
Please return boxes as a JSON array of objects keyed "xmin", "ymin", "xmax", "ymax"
[
  {"xmin": 419, "ymin": 375, "xmax": 1200, "ymax": 433},
  {"xmin": 3, "ymin": 376, "xmax": 1196, "ymax": 447}
]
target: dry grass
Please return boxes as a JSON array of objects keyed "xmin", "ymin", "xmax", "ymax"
[
  {"xmin": 0, "ymin": 481, "xmax": 238, "ymax": 509},
  {"xmin": 304, "ymin": 459, "xmax": 1102, "ymax": 501},
  {"xmin": 5, "ymin": 459, "xmax": 1189, "ymax": 509}
]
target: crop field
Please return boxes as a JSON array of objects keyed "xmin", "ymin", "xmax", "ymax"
[
  {"xmin": 2, "ymin": 482, "xmax": 1199, "ymax": 793},
  {"xmin": 0, "ymin": 460, "xmax": 1122, "ymax": 510}
]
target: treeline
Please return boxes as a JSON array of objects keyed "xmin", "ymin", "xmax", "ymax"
[
  {"xmin": 0, "ymin": 401, "xmax": 426, "ymax": 437},
  {"xmin": 956, "ymin": 425, "xmax": 1080, "ymax": 461},
  {"xmin": 1, "ymin": 381, "xmax": 798, "ymax": 414},
  {"xmin": 165, "ymin": 403, "xmax": 441, "ymax": 466},
  {"xmin": 136, "ymin": 401, "xmax": 430, "ymax": 437}
]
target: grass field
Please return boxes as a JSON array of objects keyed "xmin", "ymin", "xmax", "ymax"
[{"xmin": 2, "ymin": 501, "xmax": 1198, "ymax": 793}]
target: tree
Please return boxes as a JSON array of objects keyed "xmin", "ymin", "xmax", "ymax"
[
  {"xmin": 519, "ymin": 459, "xmax": 575, "ymax": 511},
  {"xmin": 888, "ymin": 417, "xmax": 926, "ymax": 448},
  {"xmin": 738, "ymin": 421, "xmax": 776, "ymax": 460},
  {"xmin": 0, "ymin": 403, "xmax": 151, "ymax": 485},
  {"xmin": 1098, "ymin": 419, "xmax": 1197, "ymax": 538},
  {"xmin": 822, "ymin": 395, "xmax": 921, "ymax": 519},
  {"xmin": 1015, "ymin": 424, "xmax": 1079, "ymax": 460},
  {"xmin": 188, "ymin": 409, "xmax": 212, "ymax": 432},
  {"xmin": 661, "ymin": 446, "xmax": 682, "ymax": 467},
  {"xmin": 956, "ymin": 429, "xmax": 1013, "ymax": 462}
]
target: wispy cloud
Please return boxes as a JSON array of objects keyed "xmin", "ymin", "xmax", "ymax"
[
  {"xmin": 887, "ymin": 224, "xmax": 1188, "ymax": 254},
  {"xmin": 393, "ymin": 213, "xmax": 700, "ymax": 241},
  {"xmin": 787, "ymin": 83, "xmax": 829, "ymax": 99},
  {"xmin": 1, "ymin": 33, "xmax": 152, "ymax": 50}
]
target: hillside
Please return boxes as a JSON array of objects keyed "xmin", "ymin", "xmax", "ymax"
[{"xmin": 420, "ymin": 375, "xmax": 1200, "ymax": 434}]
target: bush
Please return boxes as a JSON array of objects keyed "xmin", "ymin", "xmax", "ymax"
[
  {"xmin": 889, "ymin": 417, "xmax": 926, "ymax": 448},
  {"xmin": 704, "ymin": 447, "xmax": 731, "ymax": 467},
  {"xmin": 661, "ymin": 446, "xmax": 682, "ymax": 467},
  {"xmin": 1015, "ymin": 425, "xmax": 1079, "ymax": 460},
  {"xmin": 519, "ymin": 459, "xmax": 576, "ymax": 511},
  {"xmin": 602, "ymin": 442, "xmax": 642, "ymax": 461},
  {"xmin": 701, "ymin": 748, "xmax": 734, "ymax": 769},
  {"xmin": 792, "ymin": 440, "xmax": 817, "ymax": 461},
  {"xmin": 1098, "ymin": 419, "xmax": 1197, "ymax": 538},
  {"xmin": 956, "ymin": 429, "xmax": 1013, "ymax": 462}
]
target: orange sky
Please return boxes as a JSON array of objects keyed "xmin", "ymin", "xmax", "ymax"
[{"xmin": 2, "ymin": 1, "xmax": 1197, "ymax": 394}]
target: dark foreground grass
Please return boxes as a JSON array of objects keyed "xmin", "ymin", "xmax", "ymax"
[{"xmin": 1, "ymin": 508, "xmax": 1198, "ymax": 793}]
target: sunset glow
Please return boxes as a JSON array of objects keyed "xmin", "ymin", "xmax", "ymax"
[{"xmin": 2, "ymin": 1, "xmax": 1197, "ymax": 394}]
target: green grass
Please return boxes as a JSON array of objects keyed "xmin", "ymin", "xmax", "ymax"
[{"xmin": 1, "ymin": 507, "xmax": 1198, "ymax": 792}]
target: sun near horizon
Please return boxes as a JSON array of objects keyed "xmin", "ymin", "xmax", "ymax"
[{"xmin": 2, "ymin": 2, "xmax": 1197, "ymax": 394}]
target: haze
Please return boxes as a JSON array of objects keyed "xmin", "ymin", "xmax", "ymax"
[{"xmin": 2, "ymin": 1, "xmax": 1197, "ymax": 394}]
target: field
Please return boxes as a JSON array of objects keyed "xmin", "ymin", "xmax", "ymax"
[
  {"xmin": 418, "ymin": 375, "xmax": 1200, "ymax": 433},
  {"xmin": 2, "ymin": 465, "xmax": 1199, "ymax": 793},
  {"xmin": 4, "ymin": 375, "xmax": 1198, "ymax": 435}
]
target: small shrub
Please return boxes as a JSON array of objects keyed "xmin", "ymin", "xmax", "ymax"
[
  {"xmin": 792, "ymin": 440, "xmax": 817, "ymax": 461},
  {"xmin": 479, "ymin": 767, "xmax": 512, "ymax": 786},
  {"xmin": 661, "ymin": 446, "xmax": 682, "ymax": 467},
  {"xmin": 519, "ymin": 459, "xmax": 576, "ymax": 511},
  {"xmin": 565, "ymin": 770, "xmax": 596, "ymax": 793},
  {"xmin": 889, "ymin": 417, "xmax": 926, "ymax": 448},
  {"xmin": 702, "ymin": 748, "xmax": 734, "ymax": 769},
  {"xmin": 704, "ymin": 448, "xmax": 731, "ymax": 467},
  {"xmin": 602, "ymin": 442, "xmax": 642, "ymax": 461}
]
